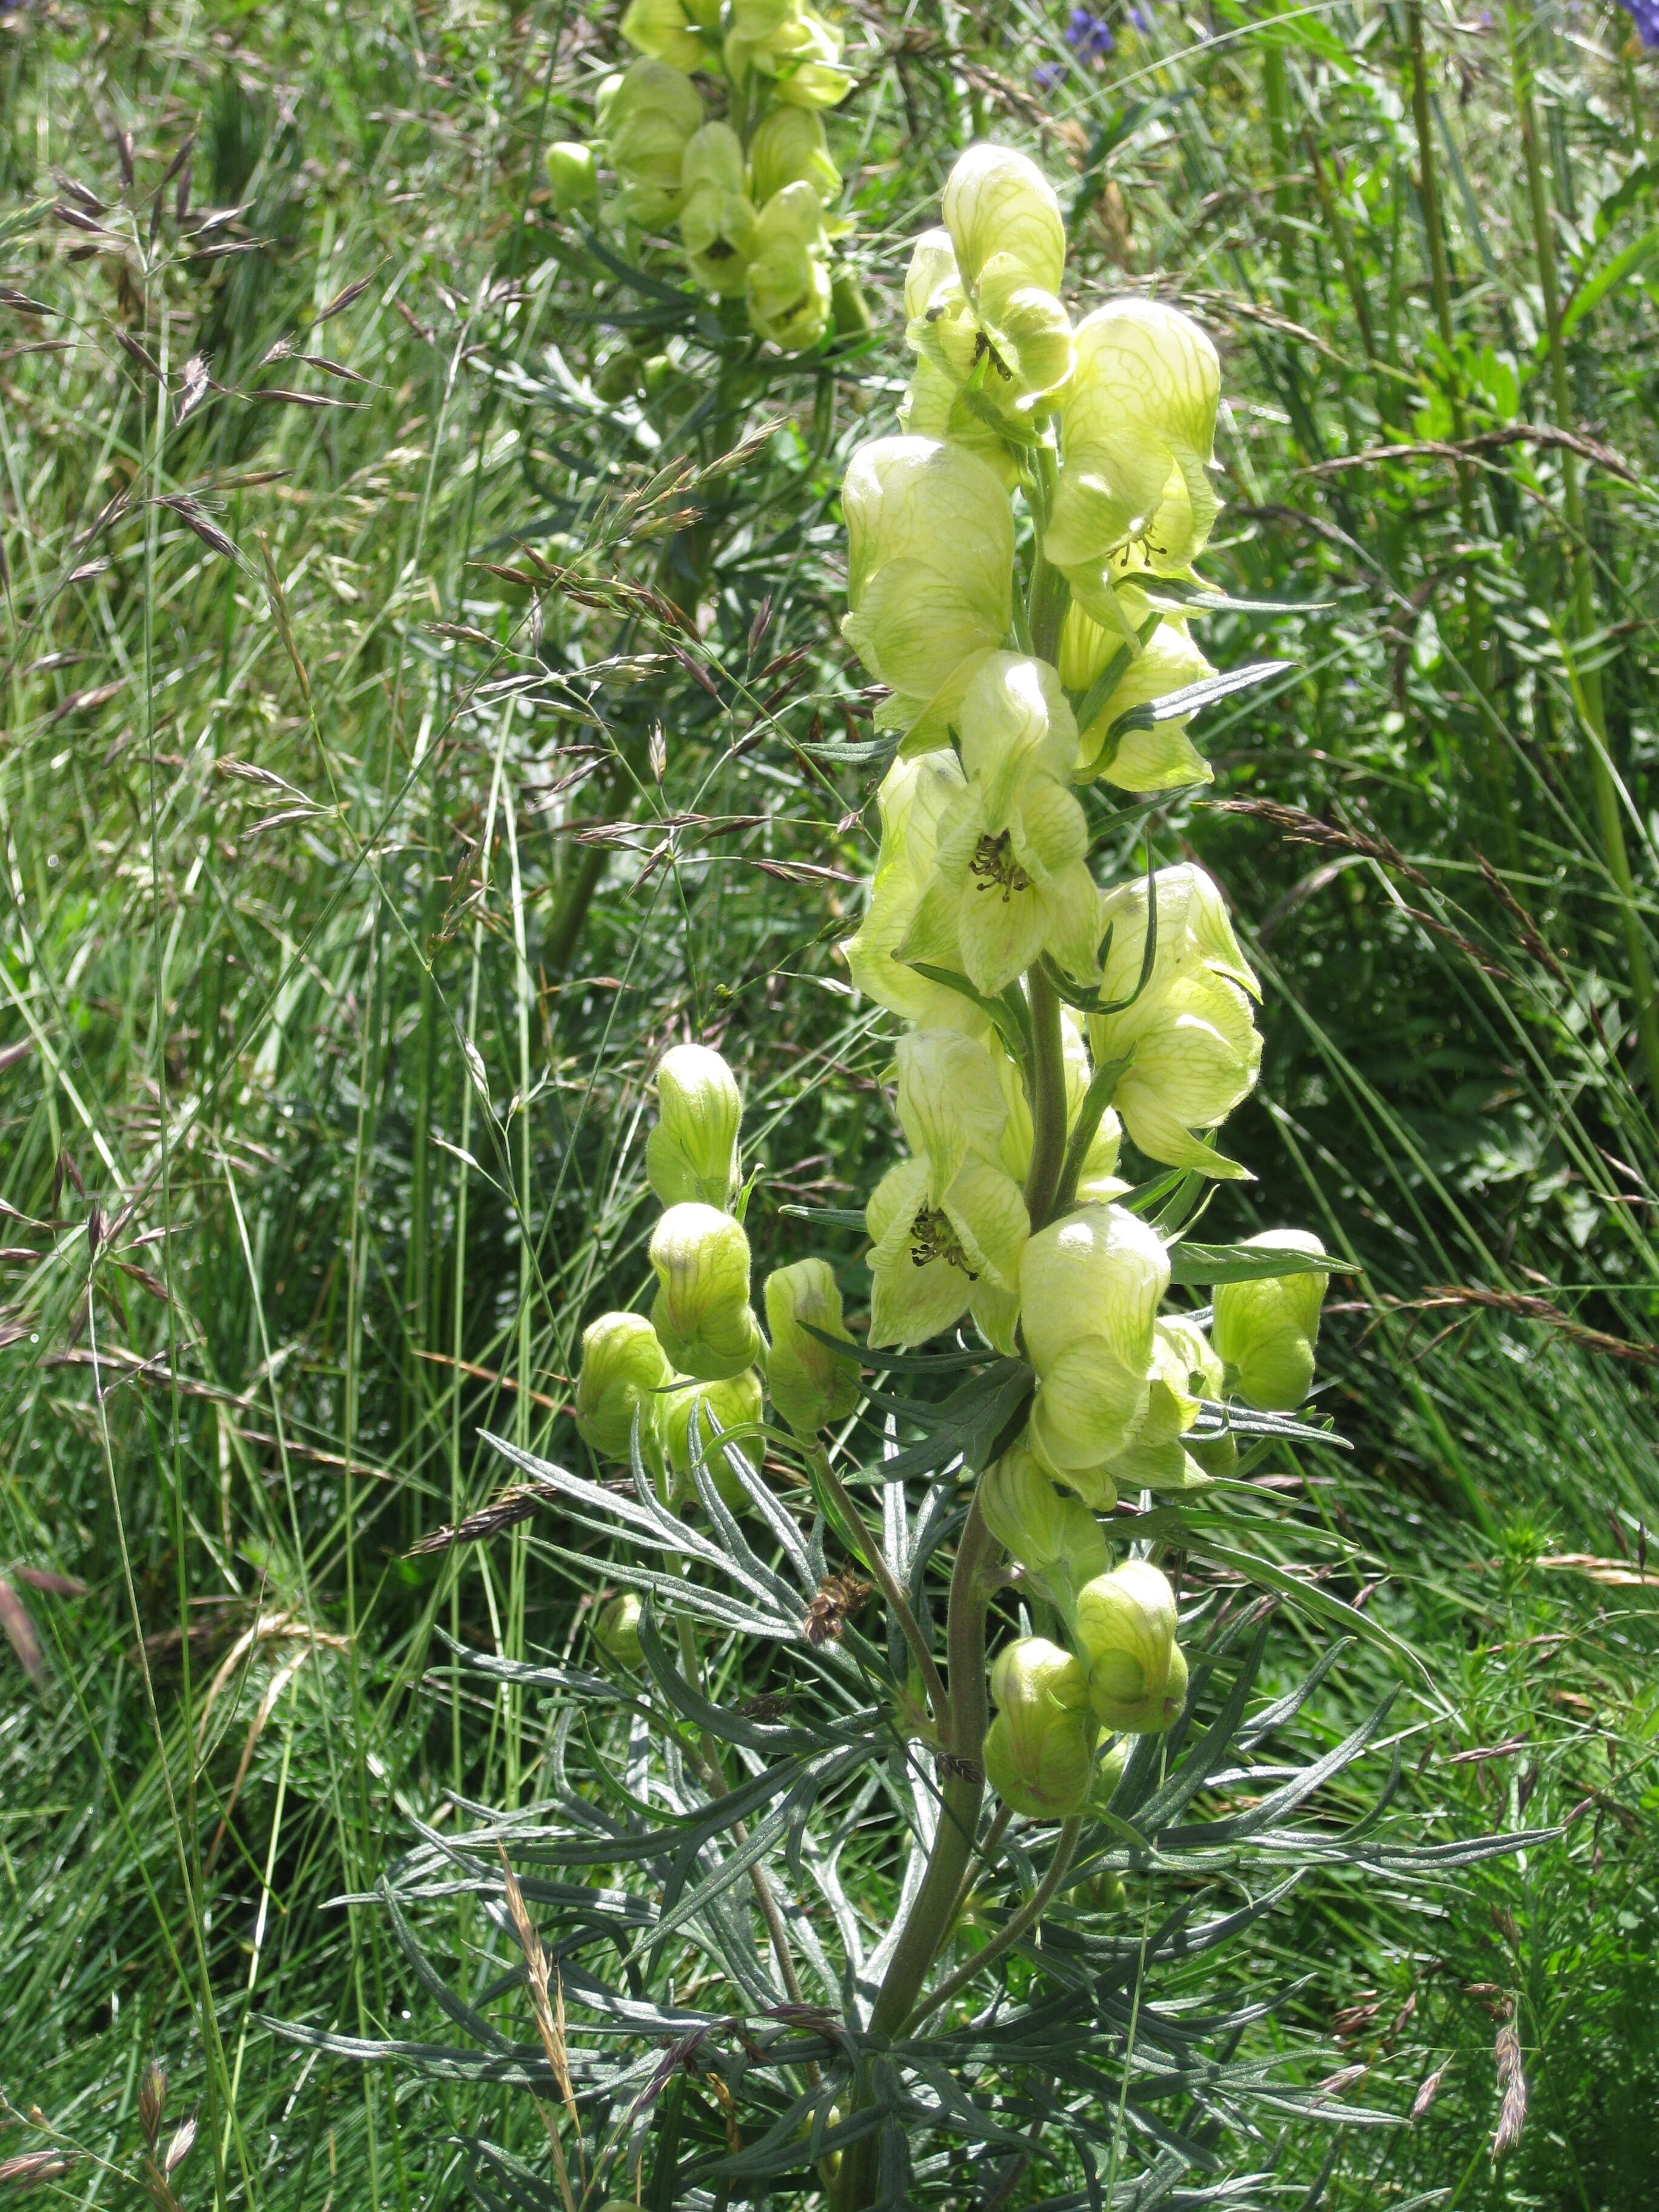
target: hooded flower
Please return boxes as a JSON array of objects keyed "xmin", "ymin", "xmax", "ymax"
[
  {"xmin": 840, "ymin": 437, "xmax": 1015, "ymax": 738},
  {"xmin": 899, "ymin": 655, "xmax": 1098, "ymax": 996},
  {"xmin": 1098, "ymin": 1316, "xmax": 1214, "ymax": 1493},
  {"xmin": 1074, "ymin": 1559, "xmax": 1184, "ymax": 1733},
  {"xmin": 942, "ymin": 144, "xmax": 1067, "ymax": 295},
  {"xmin": 746, "ymin": 181, "xmax": 833, "ymax": 349},
  {"xmin": 649, "ymin": 1202, "xmax": 763, "ymax": 1379},
  {"xmin": 982, "ymin": 1635, "xmax": 1098, "ymax": 1818},
  {"xmin": 865, "ymin": 1030, "xmax": 1030, "ymax": 1350},
  {"xmin": 678, "ymin": 123, "xmax": 757, "ymax": 297},
  {"xmin": 1212, "ymin": 1230, "xmax": 1329, "ymax": 1409},
  {"xmin": 765, "ymin": 1259, "xmax": 861, "ymax": 1436},
  {"xmin": 605, "ymin": 58, "xmax": 704, "ymax": 228},
  {"xmin": 980, "ymin": 1441, "xmax": 1106, "ymax": 1620},
  {"xmin": 748, "ymin": 103, "xmax": 842, "ymax": 205},
  {"xmin": 575, "ymin": 1311, "xmax": 672, "ymax": 1469},
  {"xmin": 657, "ymin": 1367, "xmax": 766, "ymax": 1511},
  {"xmin": 1087, "ymin": 863, "xmax": 1262, "ymax": 1179},
  {"xmin": 1045, "ymin": 298, "xmax": 1222, "ymax": 619},
  {"xmin": 1019, "ymin": 1203, "xmax": 1169, "ymax": 1498},
  {"xmin": 726, "ymin": 0, "xmax": 853, "ymax": 106},
  {"xmin": 621, "ymin": 0, "xmax": 711, "ymax": 73},
  {"xmin": 840, "ymin": 748, "xmax": 991, "ymax": 1036},
  {"xmin": 1059, "ymin": 602, "xmax": 1218, "ymax": 791}
]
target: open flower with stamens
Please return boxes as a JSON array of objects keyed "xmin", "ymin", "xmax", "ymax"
[
  {"xmin": 900, "ymin": 656, "xmax": 1099, "ymax": 996},
  {"xmin": 1059, "ymin": 602, "xmax": 1218, "ymax": 791},
  {"xmin": 841, "ymin": 749, "xmax": 992, "ymax": 1035},
  {"xmin": 864, "ymin": 1030, "xmax": 1030, "ymax": 1349}
]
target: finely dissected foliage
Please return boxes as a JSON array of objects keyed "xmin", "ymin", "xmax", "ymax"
[{"xmin": 3, "ymin": 5, "xmax": 1659, "ymax": 2212}]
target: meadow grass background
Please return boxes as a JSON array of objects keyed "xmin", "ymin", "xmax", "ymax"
[{"xmin": 3, "ymin": 1, "xmax": 1659, "ymax": 2205}]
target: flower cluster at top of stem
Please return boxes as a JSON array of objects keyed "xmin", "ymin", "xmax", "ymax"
[
  {"xmin": 546, "ymin": 0, "xmax": 855, "ymax": 354},
  {"xmin": 573, "ymin": 1044, "xmax": 860, "ymax": 1537},
  {"xmin": 839, "ymin": 144, "xmax": 1334, "ymax": 1823}
]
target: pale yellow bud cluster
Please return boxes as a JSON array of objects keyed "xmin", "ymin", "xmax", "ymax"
[{"xmin": 561, "ymin": 3, "xmax": 851, "ymax": 354}]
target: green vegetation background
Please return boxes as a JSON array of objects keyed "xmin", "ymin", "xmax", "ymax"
[{"xmin": 2, "ymin": 1, "xmax": 1658, "ymax": 2205}]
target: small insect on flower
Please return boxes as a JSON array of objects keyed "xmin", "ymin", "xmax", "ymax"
[{"xmin": 803, "ymin": 1569, "xmax": 871, "ymax": 1645}]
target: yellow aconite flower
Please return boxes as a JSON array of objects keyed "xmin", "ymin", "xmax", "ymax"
[
  {"xmin": 764, "ymin": 1258, "xmax": 860, "ymax": 1437},
  {"xmin": 745, "ymin": 183, "xmax": 832, "ymax": 350},
  {"xmin": 1098, "ymin": 1318, "xmax": 1213, "ymax": 1493},
  {"xmin": 991, "ymin": 1011, "xmax": 1124, "ymax": 1204},
  {"xmin": 1074, "ymin": 1560, "xmax": 1182, "ymax": 1733},
  {"xmin": 647, "ymin": 1042, "xmax": 743, "ymax": 1210},
  {"xmin": 1059, "ymin": 602, "xmax": 1217, "ymax": 791},
  {"xmin": 605, "ymin": 59, "xmax": 704, "ymax": 228},
  {"xmin": 1087, "ymin": 863, "xmax": 1262, "ymax": 1181},
  {"xmin": 621, "ymin": 0, "xmax": 709, "ymax": 73},
  {"xmin": 575, "ymin": 1311, "xmax": 671, "ymax": 1468},
  {"xmin": 657, "ymin": 1367, "xmax": 765, "ymax": 1511},
  {"xmin": 1212, "ymin": 1230, "xmax": 1329, "ymax": 1409},
  {"xmin": 942, "ymin": 144, "xmax": 1067, "ymax": 295},
  {"xmin": 897, "ymin": 354, "xmax": 1019, "ymax": 486},
  {"xmin": 679, "ymin": 123, "xmax": 756, "ymax": 297},
  {"xmin": 1045, "ymin": 298, "xmax": 1222, "ymax": 612},
  {"xmin": 980, "ymin": 1442, "xmax": 1106, "ymax": 1615},
  {"xmin": 840, "ymin": 748, "xmax": 992, "ymax": 1036},
  {"xmin": 726, "ymin": 1, "xmax": 853, "ymax": 106},
  {"xmin": 865, "ymin": 1030, "xmax": 1029, "ymax": 1350},
  {"xmin": 840, "ymin": 437, "xmax": 1014, "ymax": 738},
  {"xmin": 546, "ymin": 142, "xmax": 599, "ymax": 215},
  {"xmin": 748, "ymin": 102, "xmax": 841, "ymax": 205},
  {"xmin": 982, "ymin": 1636, "xmax": 1098, "ymax": 1819},
  {"xmin": 1019, "ymin": 1204, "xmax": 1169, "ymax": 1498},
  {"xmin": 649, "ymin": 1202, "xmax": 762, "ymax": 1380},
  {"xmin": 899, "ymin": 655, "xmax": 1098, "ymax": 996}
]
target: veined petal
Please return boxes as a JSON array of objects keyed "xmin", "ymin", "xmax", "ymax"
[
  {"xmin": 955, "ymin": 866, "xmax": 1048, "ymax": 996},
  {"xmin": 940, "ymin": 1156, "xmax": 1029, "ymax": 1287},
  {"xmin": 895, "ymin": 1029, "xmax": 1008, "ymax": 1194},
  {"xmin": 1028, "ymin": 1339, "xmax": 1150, "ymax": 1475}
]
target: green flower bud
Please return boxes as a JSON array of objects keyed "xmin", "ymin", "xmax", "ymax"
[
  {"xmin": 648, "ymin": 1042, "xmax": 743, "ymax": 1211},
  {"xmin": 942, "ymin": 144, "xmax": 1066, "ymax": 295},
  {"xmin": 1045, "ymin": 298, "xmax": 1221, "ymax": 590},
  {"xmin": 728, "ymin": 4, "xmax": 853, "ymax": 107},
  {"xmin": 605, "ymin": 59, "xmax": 704, "ymax": 228},
  {"xmin": 980, "ymin": 1443, "xmax": 1106, "ymax": 1613},
  {"xmin": 649, "ymin": 1202, "xmax": 762, "ymax": 1380},
  {"xmin": 1075, "ymin": 1560, "xmax": 1179, "ymax": 1732},
  {"xmin": 745, "ymin": 183, "xmax": 833, "ymax": 350},
  {"xmin": 749, "ymin": 104, "xmax": 841, "ymax": 206},
  {"xmin": 574, "ymin": 1311, "xmax": 671, "ymax": 1466},
  {"xmin": 621, "ymin": 0, "xmax": 708, "ymax": 73},
  {"xmin": 764, "ymin": 1259, "xmax": 860, "ymax": 1436},
  {"xmin": 594, "ymin": 1592, "xmax": 644, "ymax": 1666},
  {"xmin": 842, "ymin": 748, "xmax": 994, "ymax": 1035},
  {"xmin": 546, "ymin": 141, "xmax": 599, "ymax": 215},
  {"xmin": 657, "ymin": 1367, "xmax": 765, "ymax": 1510},
  {"xmin": 840, "ymin": 436, "xmax": 1014, "ymax": 739},
  {"xmin": 1087, "ymin": 864, "xmax": 1262, "ymax": 1182},
  {"xmin": 1211, "ymin": 1231, "xmax": 1329, "ymax": 1410},
  {"xmin": 899, "ymin": 655, "xmax": 1097, "ymax": 997},
  {"xmin": 679, "ymin": 123, "xmax": 757, "ymax": 297},
  {"xmin": 1019, "ymin": 1205, "xmax": 1169, "ymax": 1493},
  {"xmin": 1059, "ymin": 604, "xmax": 1217, "ymax": 791},
  {"xmin": 982, "ymin": 1635, "xmax": 1098, "ymax": 1820}
]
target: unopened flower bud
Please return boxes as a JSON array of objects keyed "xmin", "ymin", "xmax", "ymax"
[
  {"xmin": 942, "ymin": 144, "xmax": 1066, "ymax": 294},
  {"xmin": 982, "ymin": 1636, "xmax": 1097, "ymax": 1819},
  {"xmin": 648, "ymin": 1043, "xmax": 743, "ymax": 1210},
  {"xmin": 980, "ymin": 1443, "xmax": 1105, "ymax": 1611},
  {"xmin": 649, "ymin": 1203, "xmax": 762, "ymax": 1379},
  {"xmin": 1075, "ymin": 1560, "xmax": 1179, "ymax": 1733},
  {"xmin": 546, "ymin": 141, "xmax": 599, "ymax": 215},
  {"xmin": 749, "ymin": 104, "xmax": 841, "ymax": 206},
  {"xmin": 745, "ymin": 183, "xmax": 833, "ymax": 350},
  {"xmin": 594, "ymin": 1592, "xmax": 644, "ymax": 1666},
  {"xmin": 575, "ymin": 1311, "xmax": 671, "ymax": 1466},
  {"xmin": 657, "ymin": 1368, "xmax": 765, "ymax": 1510},
  {"xmin": 679, "ymin": 123, "xmax": 757, "ymax": 297},
  {"xmin": 605, "ymin": 58, "xmax": 703, "ymax": 229},
  {"xmin": 764, "ymin": 1259, "xmax": 859, "ymax": 1436},
  {"xmin": 1211, "ymin": 1232, "xmax": 1329, "ymax": 1409}
]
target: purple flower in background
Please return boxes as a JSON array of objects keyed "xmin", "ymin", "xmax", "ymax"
[
  {"xmin": 1033, "ymin": 58, "xmax": 1070, "ymax": 88},
  {"xmin": 1127, "ymin": 5, "xmax": 1150, "ymax": 25},
  {"xmin": 1616, "ymin": 0, "xmax": 1659, "ymax": 45},
  {"xmin": 1065, "ymin": 7, "xmax": 1116, "ymax": 58}
]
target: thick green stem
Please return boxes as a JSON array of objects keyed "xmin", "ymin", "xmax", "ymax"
[
  {"xmin": 1021, "ymin": 967, "xmax": 1068, "ymax": 1231},
  {"xmin": 902, "ymin": 1815, "xmax": 1082, "ymax": 2033},
  {"xmin": 836, "ymin": 1498, "xmax": 1000, "ymax": 2210},
  {"xmin": 1508, "ymin": 9, "xmax": 1659, "ymax": 1099}
]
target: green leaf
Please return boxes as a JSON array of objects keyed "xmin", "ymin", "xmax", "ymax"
[{"xmin": 1165, "ymin": 1240, "xmax": 1355, "ymax": 1284}]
